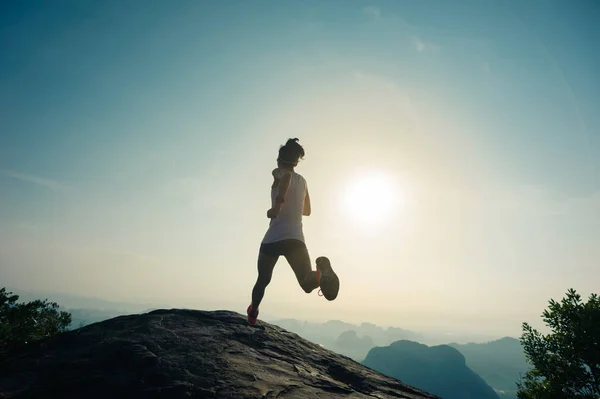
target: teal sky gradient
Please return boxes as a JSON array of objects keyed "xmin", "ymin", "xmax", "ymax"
[{"xmin": 1, "ymin": 0, "xmax": 598, "ymax": 336}]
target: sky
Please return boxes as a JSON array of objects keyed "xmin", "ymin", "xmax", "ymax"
[{"xmin": 1, "ymin": 0, "xmax": 599, "ymax": 337}]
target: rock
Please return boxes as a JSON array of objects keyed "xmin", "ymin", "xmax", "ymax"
[{"xmin": 0, "ymin": 309, "xmax": 439, "ymax": 398}]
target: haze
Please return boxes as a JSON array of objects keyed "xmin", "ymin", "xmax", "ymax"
[{"xmin": 1, "ymin": 0, "xmax": 598, "ymax": 338}]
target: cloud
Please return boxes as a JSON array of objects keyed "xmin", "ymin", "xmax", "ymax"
[
  {"xmin": 412, "ymin": 37, "xmax": 439, "ymax": 53},
  {"xmin": 0, "ymin": 170, "xmax": 72, "ymax": 193},
  {"xmin": 363, "ymin": 6, "xmax": 381, "ymax": 18},
  {"xmin": 361, "ymin": 7, "xmax": 440, "ymax": 54}
]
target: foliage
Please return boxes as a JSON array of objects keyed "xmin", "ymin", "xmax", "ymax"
[
  {"xmin": 517, "ymin": 289, "xmax": 600, "ymax": 399},
  {"xmin": 0, "ymin": 287, "xmax": 72, "ymax": 358}
]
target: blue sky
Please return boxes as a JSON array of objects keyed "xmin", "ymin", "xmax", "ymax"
[{"xmin": 1, "ymin": 0, "xmax": 598, "ymax": 336}]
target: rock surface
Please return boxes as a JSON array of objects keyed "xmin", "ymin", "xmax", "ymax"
[{"xmin": 0, "ymin": 309, "xmax": 438, "ymax": 398}]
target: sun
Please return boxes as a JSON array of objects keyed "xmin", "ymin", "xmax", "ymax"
[{"xmin": 342, "ymin": 172, "xmax": 399, "ymax": 227}]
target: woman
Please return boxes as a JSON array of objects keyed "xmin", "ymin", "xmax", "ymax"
[{"xmin": 247, "ymin": 138, "xmax": 339, "ymax": 325}]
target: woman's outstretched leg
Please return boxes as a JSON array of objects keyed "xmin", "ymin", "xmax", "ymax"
[{"xmin": 248, "ymin": 252, "xmax": 278, "ymax": 324}]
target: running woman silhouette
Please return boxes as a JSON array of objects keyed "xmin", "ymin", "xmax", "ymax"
[{"xmin": 247, "ymin": 138, "xmax": 339, "ymax": 325}]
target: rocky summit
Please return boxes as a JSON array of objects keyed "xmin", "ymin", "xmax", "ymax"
[{"xmin": 0, "ymin": 309, "xmax": 438, "ymax": 398}]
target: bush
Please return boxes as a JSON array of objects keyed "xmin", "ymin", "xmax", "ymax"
[
  {"xmin": 517, "ymin": 288, "xmax": 600, "ymax": 399},
  {"xmin": 0, "ymin": 287, "xmax": 72, "ymax": 358}
]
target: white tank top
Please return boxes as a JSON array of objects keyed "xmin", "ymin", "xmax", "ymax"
[{"xmin": 261, "ymin": 170, "xmax": 307, "ymax": 244}]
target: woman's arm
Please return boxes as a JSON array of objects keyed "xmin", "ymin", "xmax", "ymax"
[
  {"xmin": 268, "ymin": 168, "xmax": 292, "ymax": 218},
  {"xmin": 273, "ymin": 168, "xmax": 292, "ymax": 202},
  {"xmin": 303, "ymin": 188, "xmax": 311, "ymax": 216}
]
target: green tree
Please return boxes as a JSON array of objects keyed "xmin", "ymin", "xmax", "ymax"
[
  {"xmin": 0, "ymin": 287, "xmax": 72, "ymax": 358},
  {"xmin": 517, "ymin": 288, "xmax": 600, "ymax": 399}
]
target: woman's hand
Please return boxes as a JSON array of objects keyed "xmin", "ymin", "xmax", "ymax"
[{"xmin": 267, "ymin": 206, "xmax": 280, "ymax": 219}]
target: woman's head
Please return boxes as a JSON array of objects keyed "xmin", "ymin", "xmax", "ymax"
[{"xmin": 277, "ymin": 138, "xmax": 305, "ymax": 168}]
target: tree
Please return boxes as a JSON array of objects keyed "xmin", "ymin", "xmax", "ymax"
[
  {"xmin": 517, "ymin": 288, "xmax": 600, "ymax": 399},
  {"xmin": 0, "ymin": 287, "xmax": 72, "ymax": 358}
]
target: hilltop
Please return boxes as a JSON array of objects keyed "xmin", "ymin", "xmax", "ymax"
[{"xmin": 0, "ymin": 309, "xmax": 438, "ymax": 398}]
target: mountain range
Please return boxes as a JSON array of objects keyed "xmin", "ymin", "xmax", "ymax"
[
  {"xmin": 363, "ymin": 340, "xmax": 500, "ymax": 399},
  {"xmin": 6, "ymin": 287, "xmax": 530, "ymax": 398},
  {"xmin": 449, "ymin": 337, "xmax": 529, "ymax": 398}
]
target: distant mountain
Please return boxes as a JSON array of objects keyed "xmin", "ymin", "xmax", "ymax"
[
  {"xmin": 268, "ymin": 318, "xmax": 423, "ymax": 348},
  {"xmin": 269, "ymin": 319, "xmax": 339, "ymax": 349},
  {"xmin": 357, "ymin": 322, "xmax": 425, "ymax": 345},
  {"xmin": 67, "ymin": 308, "xmax": 134, "ymax": 329},
  {"xmin": 363, "ymin": 340, "xmax": 500, "ymax": 399},
  {"xmin": 5, "ymin": 287, "xmax": 154, "ymax": 312},
  {"xmin": 449, "ymin": 337, "xmax": 529, "ymax": 399},
  {"xmin": 335, "ymin": 330, "xmax": 375, "ymax": 361},
  {"xmin": 4, "ymin": 287, "xmax": 162, "ymax": 330},
  {"xmin": 332, "ymin": 325, "xmax": 427, "ymax": 362}
]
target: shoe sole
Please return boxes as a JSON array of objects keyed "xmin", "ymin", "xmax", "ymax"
[{"xmin": 316, "ymin": 256, "xmax": 339, "ymax": 301}]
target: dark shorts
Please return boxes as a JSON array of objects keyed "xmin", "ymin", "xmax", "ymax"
[{"xmin": 259, "ymin": 239, "xmax": 308, "ymax": 258}]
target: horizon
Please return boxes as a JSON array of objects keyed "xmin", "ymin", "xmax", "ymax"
[
  {"xmin": 2, "ymin": 284, "xmax": 544, "ymax": 342},
  {"xmin": 1, "ymin": 1, "xmax": 598, "ymax": 340}
]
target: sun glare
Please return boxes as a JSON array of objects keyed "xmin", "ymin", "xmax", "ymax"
[{"xmin": 342, "ymin": 172, "xmax": 399, "ymax": 227}]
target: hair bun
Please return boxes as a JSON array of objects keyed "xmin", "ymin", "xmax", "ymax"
[{"xmin": 278, "ymin": 138, "xmax": 305, "ymax": 164}]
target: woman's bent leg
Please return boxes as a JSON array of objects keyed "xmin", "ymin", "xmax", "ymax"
[{"xmin": 284, "ymin": 240, "xmax": 319, "ymax": 294}]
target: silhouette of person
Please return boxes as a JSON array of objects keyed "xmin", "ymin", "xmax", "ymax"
[{"xmin": 247, "ymin": 138, "xmax": 339, "ymax": 325}]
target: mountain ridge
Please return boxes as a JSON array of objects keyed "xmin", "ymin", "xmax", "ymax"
[
  {"xmin": 363, "ymin": 340, "xmax": 500, "ymax": 399},
  {"xmin": 449, "ymin": 337, "xmax": 528, "ymax": 399},
  {"xmin": 0, "ymin": 309, "xmax": 438, "ymax": 398}
]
